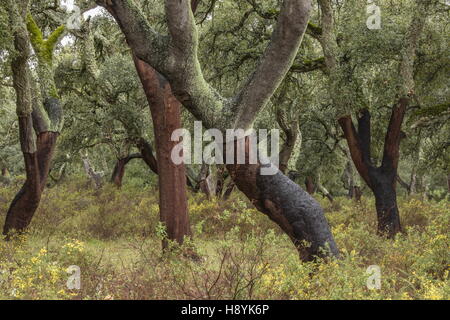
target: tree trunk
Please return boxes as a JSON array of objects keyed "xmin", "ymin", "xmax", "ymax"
[
  {"xmin": 305, "ymin": 176, "xmax": 315, "ymax": 194},
  {"xmin": 276, "ymin": 107, "xmax": 301, "ymax": 174},
  {"xmin": 409, "ymin": 171, "xmax": 417, "ymax": 195},
  {"xmin": 397, "ymin": 174, "xmax": 411, "ymax": 194},
  {"xmin": 136, "ymin": 138, "xmax": 158, "ymax": 174},
  {"xmin": 226, "ymin": 138, "xmax": 339, "ymax": 261},
  {"xmin": 342, "ymin": 157, "xmax": 359, "ymax": 199},
  {"xmin": 133, "ymin": 57, "xmax": 190, "ymax": 248},
  {"xmin": 198, "ymin": 163, "xmax": 215, "ymax": 200},
  {"xmin": 317, "ymin": 183, "xmax": 333, "ymax": 203},
  {"xmin": 215, "ymin": 165, "xmax": 227, "ymax": 197},
  {"xmin": 3, "ymin": 5, "xmax": 63, "ymax": 236},
  {"xmin": 111, "ymin": 153, "xmax": 142, "ymax": 188},
  {"xmin": 82, "ymin": 155, "xmax": 103, "ymax": 189},
  {"xmin": 370, "ymin": 171, "xmax": 401, "ymax": 237},
  {"xmin": 228, "ymin": 164, "xmax": 339, "ymax": 261},
  {"xmin": 352, "ymin": 186, "xmax": 362, "ymax": 201},
  {"xmin": 316, "ymin": 172, "xmax": 333, "ymax": 203},
  {"xmin": 0, "ymin": 167, "xmax": 10, "ymax": 186},
  {"xmin": 339, "ymin": 102, "xmax": 406, "ymax": 238},
  {"xmin": 49, "ymin": 163, "xmax": 67, "ymax": 186},
  {"xmin": 3, "ymin": 131, "xmax": 58, "ymax": 235},
  {"xmin": 222, "ymin": 181, "xmax": 235, "ymax": 200}
]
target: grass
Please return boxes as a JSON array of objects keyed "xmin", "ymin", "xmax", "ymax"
[{"xmin": 0, "ymin": 177, "xmax": 448, "ymax": 300}]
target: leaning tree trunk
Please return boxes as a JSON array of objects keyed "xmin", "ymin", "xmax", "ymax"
[
  {"xmin": 225, "ymin": 138, "xmax": 339, "ymax": 261},
  {"xmin": 133, "ymin": 57, "xmax": 191, "ymax": 248}
]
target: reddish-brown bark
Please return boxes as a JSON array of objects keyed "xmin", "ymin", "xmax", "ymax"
[
  {"xmin": 136, "ymin": 138, "xmax": 158, "ymax": 175},
  {"xmin": 305, "ymin": 176, "xmax": 315, "ymax": 194},
  {"xmin": 3, "ymin": 127, "xmax": 58, "ymax": 235},
  {"xmin": 133, "ymin": 57, "xmax": 191, "ymax": 247},
  {"xmin": 339, "ymin": 99, "xmax": 408, "ymax": 238},
  {"xmin": 111, "ymin": 153, "xmax": 142, "ymax": 188}
]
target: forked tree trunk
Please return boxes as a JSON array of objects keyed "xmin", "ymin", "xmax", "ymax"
[
  {"xmin": 332, "ymin": 0, "xmax": 428, "ymax": 238},
  {"xmin": 339, "ymin": 101, "xmax": 407, "ymax": 238},
  {"xmin": 133, "ymin": 57, "xmax": 190, "ymax": 247}
]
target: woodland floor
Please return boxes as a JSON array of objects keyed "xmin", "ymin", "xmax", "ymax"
[{"xmin": 0, "ymin": 177, "xmax": 448, "ymax": 300}]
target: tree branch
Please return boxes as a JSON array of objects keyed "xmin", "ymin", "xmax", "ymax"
[
  {"xmin": 231, "ymin": 0, "xmax": 312, "ymax": 130},
  {"xmin": 381, "ymin": 98, "xmax": 408, "ymax": 171},
  {"xmin": 290, "ymin": 57, "xmax": 325, "ymax": 73},
  {"xmin": 338, "ymin": 116, "xmax": 371, "ymax": 186},
  {"xmin": 95, "ymin": 0, "xmax": 169, "ymax": 75},
  {"xmin": 357, "ymin": 108, "xmax": 371, "ymax": 165},
  {"xmin": 317, "ymin": 0, "xmax": 337, "ymax": 71}
]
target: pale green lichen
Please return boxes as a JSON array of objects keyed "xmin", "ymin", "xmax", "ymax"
[
  {"xmin": 25, "ymin": 12, "xmax": 65, "ymax": 129},
  {"xmin": 26, "ymin": 13, "xmax": 65, "ymax": 66}
]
